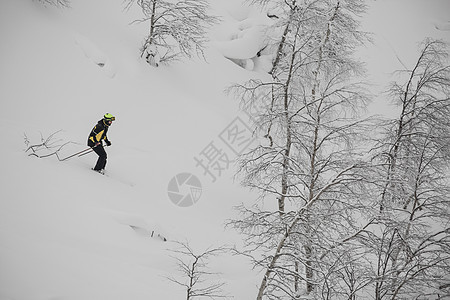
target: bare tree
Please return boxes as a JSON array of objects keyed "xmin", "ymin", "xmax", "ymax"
[
  {"xmin": 369, "ymin": 38, "xmax": 450, "ymax": 299},
  {"xmin": 125, "ymin": 0, "xmax": 218, "ymax": 65},
  {"xmin": 168, "ymin": 242, "xmax": 229, "ymax": 300}
]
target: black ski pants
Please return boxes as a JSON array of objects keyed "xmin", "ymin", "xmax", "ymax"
[{"xmin": 93, "ymin": 145, "xmax": 107, "ymax": 171}]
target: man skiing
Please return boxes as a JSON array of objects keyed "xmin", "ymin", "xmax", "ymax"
[{"xmin": 88, "ymin": 113, "xmax": 115, "ymax": 174}]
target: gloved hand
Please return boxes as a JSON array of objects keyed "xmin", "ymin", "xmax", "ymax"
[{"xmin": 105, "ymin": 140, "xmax": 111, "ymax": 146}]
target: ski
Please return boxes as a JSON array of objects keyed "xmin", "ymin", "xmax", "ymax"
[{"xmin": 91, "ymin": 168, "xmax": 105, "ymax": 175}]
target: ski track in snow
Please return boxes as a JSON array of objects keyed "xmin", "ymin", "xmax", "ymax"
[
  {"xmin": 433, "ymin": 21, "xmax": 450, "ymax": 31},
  {"xmin": 95, "ymin": 169, "xmax": 136, "ymax": 187},
  {"xmin": 74, "ymin": 33, "xmax": 116, "ymax": 78},
  {"xmin": 113, "ymin": 212, "xmax": 168, "ymax": 242}
]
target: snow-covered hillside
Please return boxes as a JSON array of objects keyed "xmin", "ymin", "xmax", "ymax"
[{"xmin": 0, "ymin": 0, "xmax": 448, "ymax": 299}]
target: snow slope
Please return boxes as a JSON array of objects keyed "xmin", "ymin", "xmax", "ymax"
[
  {"xmin": 0, "ymin": 0, "xmax": 448, "ymax": 299},
  {"xmin": 0, "ymin": 0, "xmax": 257, "ymax": 299}
]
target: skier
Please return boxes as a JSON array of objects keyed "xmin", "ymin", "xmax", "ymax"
[{"xmin": 88, "ymin": 113, "xmax": 115, "ymax": 174}]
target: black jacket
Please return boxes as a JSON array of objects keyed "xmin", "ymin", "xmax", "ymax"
[{"xmin": 88, "ymin": 119, "xmax": 110, "ymax": 147}]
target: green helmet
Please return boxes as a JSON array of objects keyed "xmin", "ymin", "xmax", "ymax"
[{"xmin": 104, "ymin": 113, "xmax": 115, "ymax": 122}]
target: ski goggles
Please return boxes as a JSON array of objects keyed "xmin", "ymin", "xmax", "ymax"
[{"xmin": 104, "ymin": 113, "xmax": 115, "ymax": 121}]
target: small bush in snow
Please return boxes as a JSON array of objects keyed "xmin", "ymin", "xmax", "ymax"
[{"xmin": 125, "ymin": 0, "xmax": 219, "ymax": 66}]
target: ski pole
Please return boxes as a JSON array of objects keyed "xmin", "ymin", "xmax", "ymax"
[
  {"xmin": 60, "ymin": 147, "xmax": 94, "ymax": 161},
  {"xmin": 77, "ymin": 148, "xmax": 94, "ymax": 157},
  {"xmin": 74, "ymin": 142, "xmax": 105, "ymax": 158},
  {"xmin": 61, "ymin": 142, "xmax": 105, "ymax": 161}
]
